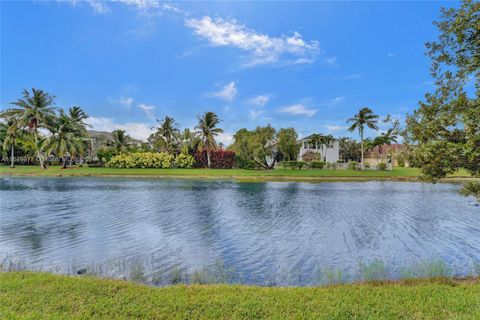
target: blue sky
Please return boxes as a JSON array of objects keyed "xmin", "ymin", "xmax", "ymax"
[{"xmin": 1, "ymin": 0, "xmax": 452, "ymax": 144}]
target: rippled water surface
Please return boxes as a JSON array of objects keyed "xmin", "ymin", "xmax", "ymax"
[{"xmin": 1, "ymin": 177, "xmax": 479, "ymax": 284}]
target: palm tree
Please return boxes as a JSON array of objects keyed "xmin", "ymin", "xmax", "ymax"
[
  {"xmin": 47, "ymin": 111, "xmax": 84, "ymax": 168},
  {"xmin": 195, "ymin": 112, "xmax": 223, "ymax": 168},
  {"xmin": 179, "ymin": 128, "xmax": 195, "ymax": 154},
  {"xmin": 0, "ymin": 118, "xmax": 21, "ymax": 168},
  {"xmin": 319, "ymin": 134, "xmax": 335, "ymax": 162},
  {"xmin": 1, "ymin": 88, "xmax": 56, "ymax": 168},
  {"xmin": 347, "ymin": 107, "xmax": 379, "ymax": 166},
  {"xmin": 155, "ymin": 116, "xmax": 180, "ymax": 154},
  {"xmin": 373, "ymin": 128, "xmax": 398, "ymax": 163},
  {"xmin": 110, "ymin": 129, "xmax": 131, "ymax": 154},
  {"xmin": 67, "ymin": 106, "xmax": 90, "ymax": 164},
  {"xmin": 307, "ymin": 134, "xmax": 323, "ymax": 160}
]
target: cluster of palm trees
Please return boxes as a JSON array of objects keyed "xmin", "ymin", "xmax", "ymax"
[
  {"xmin": 135, "ymin": 112, "xmax": 224, "ymax": 168},
  {"xmin": 347, "ymin": 107, "xmax": 399, "ymax": 166},
  {"xmin": 1, "ymin": 89, "xmax": 91, "ymax": 168}
]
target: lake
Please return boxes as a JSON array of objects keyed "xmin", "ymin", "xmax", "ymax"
[{"xmin": 1, "ymin": 177, "xmax": 479, "ymax": 285}]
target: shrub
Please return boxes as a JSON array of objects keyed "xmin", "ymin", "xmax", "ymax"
[
  {"xmin": 364, "ymin": 163, "xmax": 370, "ymax": 169},
  {"xmin": 302, "ymin": 151, "xmax": 320, "ymax": 162},
  {"xmin": 235, "ymin": 156, "xmax": 258, "ymax": 169},
  {"xmin": 281, "ymin": 161, "xmax": 305, "ymax": 170},
  {"xmin": 194, "ymin": 150, "xmax": 236, "ymax": 169},
  {"xmin": 96, "ymin": 147, "xmax": 117, "ymax": 163},
  {"xmin": 326, "ymin": 162, "xmax": 337, "ymax": 170},
  {"xmin": 105, "ymin": 152, "xmax": 174, "ymax": 168},
  {"xmin": 175, "ymin": 153, "xmax": 195, "ymax": 168},
  {"xmin": 309, "ymin": 161, "xmax": 325, "ymax": 169},
  {"xmin": 377, "ymin": 163, "xmax": 387, "ymax": 171},
  {"xmin": 460, "ymin": 181, "xmax": 480, "ymax": 200},
  {"xmin": 348, "ymin": 161, "xmax": 360, "ymax": 170}
]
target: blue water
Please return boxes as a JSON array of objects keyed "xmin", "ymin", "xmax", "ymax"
[{"xmin": 1, "ymin": 177, "xmax": 479, "ymax": 285}]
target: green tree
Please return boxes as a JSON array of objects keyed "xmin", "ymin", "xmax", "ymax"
[
  {"xmin": 319, "ymin": 134, "xmax": 335, "ymax": 162},
  {"xmin": 338, "ymin": 137, "xmax": 361, "ymax": 162},
  {"xmin": 0, "ymin": 117, "xmax": 22, "ymax": 168},
  {"xmin": 276, "ymin": 128, "xmax": 300, "ymax": 161},
  {"xmin": 347, "ymin": 107, "xmax": 379, "ymax": 166},
  {"xmin": 195, "ymin": 112, "xmax": 223, "ymax": 168},
  {"xmin": 229, "ymin": 126, "xmax": 277, "ymax": 170},
  {"xmin": 179, "ymin": 128, "xmax": 196, "ymax": 155},
  {"xmin": 110, "ymin": 129, "xmax": 131, "ymax": 154},
  {"xmin": 47, "ymin": 110, "xmax": 84, "ymax": 168},
  {"xmin": 154, "ymin": 116, "xmax": 180, "ymax": 154},
  {"xmin": 372, "ymin": 128, "xmax": 399, "ymax": 163},
  {"xmin": 406, "ymin": 0, "xmax": 479, "ymax": 180},
  {"xmin": 1, "ymin": 88, "xmax": 56, "ymax": 168},
  {"xmin": 307, "ymin": 134, "xmax": 323, "ymax": 158}
]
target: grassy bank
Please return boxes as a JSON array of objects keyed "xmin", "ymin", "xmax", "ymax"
[
  {"xmin": 0, "ymin": 165, "xmax": 474, "ymax": 182},
  {"xmin": 1, "ymin": 272, "xmax": 479, "ymax": 319}
]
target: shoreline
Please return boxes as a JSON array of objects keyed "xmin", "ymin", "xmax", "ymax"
[{"xmin": 2, "ymin": 271, "xmax": 479, "ymax": 319}]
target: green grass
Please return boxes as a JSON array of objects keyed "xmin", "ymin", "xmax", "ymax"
[
  {"xmin": 1, "ymin": 272, "xmax": 479, "ymax": 319},
  {"xmin": 0, "ymin": 165, "xmax": 474, "ymax": 181}
]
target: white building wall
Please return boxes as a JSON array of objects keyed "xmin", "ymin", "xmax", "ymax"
[{"xmin": 297, "ymin": 140, "xmax": 340, "ymax": 163}]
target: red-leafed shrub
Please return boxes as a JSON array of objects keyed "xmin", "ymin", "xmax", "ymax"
[{"xmin": 194, "ymin": 149, "xmax": 236, "ymax": 169}]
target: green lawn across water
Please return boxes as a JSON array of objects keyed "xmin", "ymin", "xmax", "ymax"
[
  {"xmin": 1, "ymin": 272, "xmax": 479, "ymax": 319},
  {"xmin": 0, "ymin": 165, "xmax": 473, "ymax": 181}
]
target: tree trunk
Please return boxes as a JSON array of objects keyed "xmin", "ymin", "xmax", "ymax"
[
  {"xmin": 62, "ymin": 157, "xmax": 67, "ymax": 169},
  {"xmin": 206, "ymin": 149, "xmax": 211, "ymax": 168},
  {"xmin": 360, "ymin": 131, "xmax": 364, "ymax": 169},
  {"xmin": 34, "ymin": 129, "xmax": 46, "ymax": 169},
  {"xmin": 10, "ymin": 143, "xmax": 15, "ymax": 168}
]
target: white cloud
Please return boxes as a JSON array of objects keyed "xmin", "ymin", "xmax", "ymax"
[
  {"xmin": 208, "ymin": 81, "xmax": 237, "ymax": 102},
  {"xmin": 138, "ymin": 103, "xmax": 156, "ymax": 120},
  {"xmin": 321, "ymin": 96, "xmax": 346, "ymax": 108},
  {"xmin": 279, "ymin": 104, "xmax": 317, "ymax": 117},
  {"xmin": 60, "ymin": 0, "xmax": 108, "ymax": 14},
  {"xmin": 119, "ymin": 96, "xmax": 134, "ymax": 107},
  {"xmin": 249, "ymin": 109, "xmax": 265, "ymax": 119},
  {"xmin": 343, "ymin": 74, "xmax": 363, "ymax": 80},
  {"xmin": 323, "ymin": 57, "xmax": 338, "ymax": 66},
  {"xmin": 216, "ymin": 132, "xmax": 233, "ymax": 146},
  {"xmin": 60, "ymin": 0, "xmax": 181, "ymax": 15},
  {"xmin": 247, "ymin": 94, "xmax": 270, "ymax": 107},
  {"xmin": 324, "ymin": 125, "xmax": 346, "ymax": 132},
  {"xmin": 86, "ymin": 117, "xmax": 154, "ymax": 141},
  {"xmin": 387, "ymin": 53, "xmax": 395, "ymax": 57},
  {"xmin": 185, "ymin": 16, "xmax": 320, "ymax": 67}
]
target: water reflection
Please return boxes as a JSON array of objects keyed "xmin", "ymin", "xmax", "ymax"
[{"xmin": 1, "ymin": 177, "xmax": 479, "ymax": 285}]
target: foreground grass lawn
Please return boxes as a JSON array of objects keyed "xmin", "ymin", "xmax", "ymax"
[{"xmin": 1, "ymin": 272, "xmax": 479, "ymax": 319}]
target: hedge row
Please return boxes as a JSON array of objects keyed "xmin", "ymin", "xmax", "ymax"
[
  {"xmin": 105, "ymin": 152, "xmax": 194, "ymax": 169},
  {"xmin": 194, "ymin": 150, "xmax": 236, "ymax": 169}
]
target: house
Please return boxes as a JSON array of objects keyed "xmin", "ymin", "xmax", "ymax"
[
  {"xmin": 364, "ymin": 143, "xmax": 409, "ymax": 167},
  {"xmin": 297, "ymin": 134, "xmax": 340, "ymax": 163}
]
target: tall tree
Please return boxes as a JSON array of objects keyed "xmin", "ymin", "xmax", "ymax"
[
  {"xmin": 347, "ymin": 107, "xmax": 379, "ymax": 166},
  {"xmin": 406, "ymin": 0, "xmax": 479, "ymax": 180},
  {"xmin": 47, "ymin": 110, "xmax": 84, "ymax": 168},
  {"xmin": 179, "ymin": 128, "xmax": 196, "ymax": 155},
  {"xmin": 154, "ymin": 116, "xmax": 180, "ymax": 154},
  {"xmin": 0, "ymin": 117, "xmax": 22, "ymax": 168},
  {"xmin": 195, "ymin": 112, "xmax": 223, "ymax": 168},
  {"xmin": 372, "ymin": 128, "xmax": 399, "ymax": 163},
  {"xmin": 110, "ymin": 129, "xmax": 131, "ymax": 154},
  {"xmin": 276, "ymin": 128, "xmax": 300, "ymax": 161},
  {"xmin": 307, "ymin": 134, "xmax": 323, "ymax": 159},
  {"xmin": 1, "ymin": 88, "xmax": 56, "ymax": 168},
  {"xmin": 319, "ymin": 134, "xmax": 335, "ymax": 162},
  {"xmin": 338, "ymin": 137, "xmax": 361, "ymax": 162}
]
